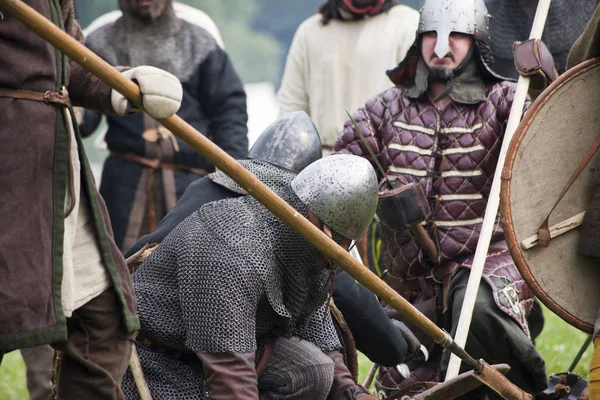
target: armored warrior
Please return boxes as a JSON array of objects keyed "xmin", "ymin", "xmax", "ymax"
[
  {"xmin": 335, "ymin": 0, "xmax": 549, "ymax": 397},
  {"xmin": 0, "ymin": 0, "xmax": 182, "ymax": 398},
  {"xmin": 121, "ymin": 155, "xmax": 381, "ymax": 399},
  {"xmin": 125, "ymin": 111, "xmax": 419, "ymax": 371},
  {"xmin": 82, "ymin": 0, "xmax": 248, "ymax": 252}
]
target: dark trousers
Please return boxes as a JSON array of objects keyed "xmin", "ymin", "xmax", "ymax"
[
  {"xmin": 21, "ymin": 345, "xmax": 54, "ymax": 400},
  {"xmin": 52, "ymin": 288, "xmax": 134, "ymax": 399},
  {"xmin": 440, "ymin": 269, "xmax": 548, "ymax": 399}
]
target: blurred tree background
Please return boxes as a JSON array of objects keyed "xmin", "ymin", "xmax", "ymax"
[{"xmin": 74, "ymin": 0, "xmax": 424, "ymax": 85}]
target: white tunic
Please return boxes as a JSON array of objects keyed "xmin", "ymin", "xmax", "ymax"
[
  {"xmin": 277, "ymin": 5, "xmax": 420, "ymax": 147},
  {"xmin": 62, "ymin": 110, "xmax": 110, "ymax": 317}
]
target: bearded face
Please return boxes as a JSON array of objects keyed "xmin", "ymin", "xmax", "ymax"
[
  {"xmin": 119, "ymin": 0, "xmax": 171, "ymax": 21},
  {"xmin": 421, "ymin": 32, "xmax": 474, "ymax": 81}
]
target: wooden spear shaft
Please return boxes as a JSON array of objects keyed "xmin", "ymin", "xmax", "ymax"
[
  {"xmin": 0, "ymin": 1, "xmax": 529, "ymax": 397},
  {"xmin": 0, "ymin": 0, "xmax": 448, "ymax": 351},
  {"xmin": 444, "ymin": 0, "xmax": 552, "ymax": 381}
]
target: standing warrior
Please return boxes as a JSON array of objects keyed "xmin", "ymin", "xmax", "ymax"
[
  {"xmin": 0, "ymin": 0, "xmax": 181, "ymax": 398},
  {"xmin": 335, "ymin": 0, "xmax": 549, "ymax": 397},
  {"xmin": 277, "ymin": 0, "xmax": 420, "ymax": 154},
  {"xmin": 122, "ymin": 155, "xmax": 380, "ymax": 399},
  {"xmin": 82, "ymin": 0, "xmax": 248, "ymax": 252}
]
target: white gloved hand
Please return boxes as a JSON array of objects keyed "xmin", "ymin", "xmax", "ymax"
[{"xmin": 111, "ymin": 66, "xmax": 183, "ymax": 120}]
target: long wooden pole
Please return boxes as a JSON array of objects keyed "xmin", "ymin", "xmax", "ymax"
[
  {"xmin": 444, "ymin": 0, "xmax": 552, "ymax": 380},
  {"xmin": 0, "ymin": 0, "xmax": 448, "ymax": 352},
  {"xmin": 0, "ymin": 1, "xmax": 529, "ymax": 397}
]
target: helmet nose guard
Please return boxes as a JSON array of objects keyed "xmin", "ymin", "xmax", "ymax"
[{"xmin": 419, "ymin": 0, "xmax": 491, "ymax": 56}]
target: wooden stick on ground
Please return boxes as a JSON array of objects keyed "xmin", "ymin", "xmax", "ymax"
[
  {"xmin": 362, "ymin": 363, "xmax": 379, "ymax": 389},
  {"xmin": 130, "ymin": 345, "xmax": 153, "ymax": 400}
]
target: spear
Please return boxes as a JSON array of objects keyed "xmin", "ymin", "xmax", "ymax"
[
  {"xmin": 0, "ymin": 1, "xmax": 531, "ymax": 398},
  {"xmin": 444, "ymin": 0, "xmax": 553, "ymax": 380}
]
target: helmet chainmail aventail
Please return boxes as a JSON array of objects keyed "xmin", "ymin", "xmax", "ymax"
[
  {"xmin": 209, "ymin": 159, "xmax": 297, "ymax": 195},
  {"xmin": 122, "ymin": 185, "xmax": 340, "ymax": 399}
]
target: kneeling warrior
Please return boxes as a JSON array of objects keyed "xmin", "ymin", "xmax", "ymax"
[
  {"xmin": 122, "ymin": 155, "xmax": 380, "ymax": 399},
  {"xmin": 335, "ymin": 0, "xmax": 549, "ymax": 397},
  {"xmin": 125, "ymin": 111, "xmax": 418, "ymax": 371}
]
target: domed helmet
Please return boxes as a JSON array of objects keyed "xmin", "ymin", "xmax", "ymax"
[
  {"xmin": 291, "ymin": 154, "xmax": 378, "ymax": 240},
  {"xmin": 419, "ymin": 0, "xmax": 490, "ymax": 59},
  {"xmin": 248, "ymin": 111, "xmax": 322, "ymax": 173},
  {"xmin": 386, "ymin": 0, "xmax": 509, "ymax": 86}
]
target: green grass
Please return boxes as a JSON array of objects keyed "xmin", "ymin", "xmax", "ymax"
[
  {"xmin": 0, "ymin": 351, "xmax": 28, "ymax": 400},
  {"xmin": 0, "ymin": 307, "xmax": 593, "ymax": 399}
]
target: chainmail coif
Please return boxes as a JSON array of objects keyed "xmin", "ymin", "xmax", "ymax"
[{"xmin": 122, "ymin": 185, "xmax": 340, "ymax": 399}]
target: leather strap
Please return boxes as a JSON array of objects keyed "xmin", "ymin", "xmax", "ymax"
[
  {"xmin": 110, "ymin": 152, "xmax": 209, "ymax": 176},
  {"xmin": 537, "ymin": 134, "xmax": 600, "ymax": 247},
  {"xmin": 135, "ymin": 330, "xmax": 196, "ymax": 362},
  {"xmin": 0, "ymin": 88, "xmax": 71, "ymax": 107},
  {"xmin": 513, "ymin": 39, "xmax": 559, "ymax": 83},
  {"xmin": 384, "ymin": 261, "xmax": 458, "ymax": 293}
]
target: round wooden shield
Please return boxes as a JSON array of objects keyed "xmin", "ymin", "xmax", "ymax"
[{"xmin": 501, "ymin": 58, "xmax": 600, "ymax": 333}]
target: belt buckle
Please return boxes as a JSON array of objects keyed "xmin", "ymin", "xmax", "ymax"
[{"xmin": 43, "ymin": 91, "xmax": 52, "ymax": 104}]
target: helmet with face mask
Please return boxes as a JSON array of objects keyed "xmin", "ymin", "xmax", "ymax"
[
  {"xmin": 386, "ymin": 0, "xmax": 510, "ymax": 87},
  {"xmin": 419, "ymin": 0, "xmax": 490, "ymax": 60}
]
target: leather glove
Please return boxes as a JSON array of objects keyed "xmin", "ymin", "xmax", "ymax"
[
  {"xmin": 513, "ymin": 39, "xmax": 559, "ymax": 96},
  {"xmin": 111, "ymin": 66, "xmax": 183, "ymax": 120},
  {"xmin": 392, "ymin": 320, "xmax": 421, "ymax": 361}
]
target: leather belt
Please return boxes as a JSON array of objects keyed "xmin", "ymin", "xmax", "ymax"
[
  {"xmin": 135, "ymin": 330, "xmax": 197, "ymax": 362},
  {"xmin": 110, "ymin": 152, "xmax": 209, "ymax": 176},
  {"xmin": 0, "ymin": 87, "xmax": 71, "ymax": 107},
  {"xmin": 385, "ymin": 262, "xmax": 458, "ymax": 291}
]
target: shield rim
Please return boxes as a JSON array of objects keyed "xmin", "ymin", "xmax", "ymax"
[{"xmin": 500, "ymin": 57, "xmax": 600, "ymax": 334}]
